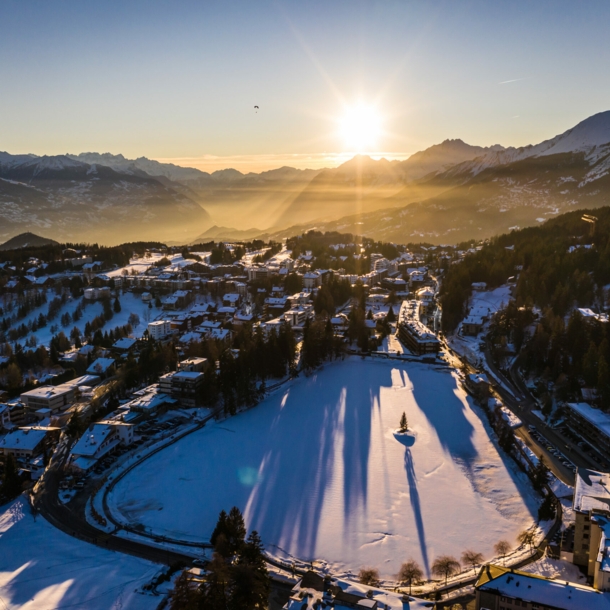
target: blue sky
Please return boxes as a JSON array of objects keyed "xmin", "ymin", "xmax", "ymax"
[{"xmin": 1, "ymin": 0, "xmax": 609, "ymax": 171}]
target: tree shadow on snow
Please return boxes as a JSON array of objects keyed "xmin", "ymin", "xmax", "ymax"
[
  {"xmin": 243, "ymin": 363, "xmax": 385, "ymax": 561},
  {"xmin": 403, "ymin": 447, "xmax": 430, "ymax": 577},
  {"xmin": 406, "ymin": 367, "xmax": 479, "ymax": 470}
]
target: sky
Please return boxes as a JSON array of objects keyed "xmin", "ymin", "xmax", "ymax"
[{"xmin": 1, "ymin": 0, "xmax": 609, "ymax": 172}]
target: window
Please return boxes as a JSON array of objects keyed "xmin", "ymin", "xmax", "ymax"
[
  {"xmin": 582, "ymin": 543, "xmax": 589, "ymax": 550},
  {"xmin": 584, "ymin": 524, "xmax": 590, "ymax": 530},
  {"xmin": 584, "ymin": 534, "xmax": 590, "ymax": 539}
]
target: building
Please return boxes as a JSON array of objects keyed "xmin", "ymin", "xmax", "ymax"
[
  {"xmin": 397, "ymin": 300, "xmax": 441, "ymax": 355},
  {"xmin": 158, "ymin": 371, "xmax": 205, "ymax": 407},
  {"xmin": 0, "ymin": 403, "xmax": 10, "ymax": 429},
  {"xmin": 462, "ymin": 315, "xmax": 484, "ymax": 336},
  {"xmin": 170, "ymin": 371, "xmax": 205, "ymax": 408},
  {"xmin": 86, "ymin": 357, "xmax": 116, "ymax": 378},
  {"xmin": 178, "ymin": 357, "xmax": 208, "ymax": 373},
  {"xmin": 148, "ymin": 320, "xmax": 173, "ymax": 340},
  {"xmin": 464, "ymin": 373, "xmax": 491, "ymax": 401},
  {"xmin": 83, "ymin": 286, "xmax": 111, "ymax": 300},
  {"xmin": 573, "ymin": 469, "xmax": 610, "ymax": 571},
  {"xmin": 475, "ymin": 563, "xmax": 610, "ymax": 610},
  {"xmin": 565, "ymin": 403, "xmax": 610, "ymax": 458},
  {"xmin": 284, "ymin": 304, "xmax": 315, "ymax": 327},
  {"xmin": 303, "ymin": 271, "xmax": 321, "ymax": 289},
  {"xmin": 162, "ymin": 290, "xmax": 192, "ymax": 310},
  {"xmin": 20, "ymin": 384, "xmax": 76, "ymax": 415},
  {"xmin": 0, "ymin": 428, "xmax": 50, "ymax": 462},
  {"xmin": 247, "ymin": 265, "xmax": 270, "ymax": 281},
  {"xmin": 69, "ymin": 421, "xmax": 134, "ymax": 471},
  {"xmin": 283, "ymin": 571, "xmax": 434, "ymax": 610}
]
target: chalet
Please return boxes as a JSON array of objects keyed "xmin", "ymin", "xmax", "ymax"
[
  {"xmin": 86, "ymin": 357, "xmax": 116, "ymax": 378},
  {"xmin": 69, "ymin": 421, "xmax": 134, "ymax": 471},
  {"xmin": 0, "ymin": 428, "xmax": 51, "ymax": 463}
]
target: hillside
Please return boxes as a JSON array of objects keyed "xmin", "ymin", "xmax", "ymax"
[
  {"xmin": 272, "ymin": 140, "xmax": 501, "ymax": 228},
  {"xmin": 0, "ymin": 232, "xmax": 58, "ymax": 251},
  {"xmin": 0, "ymin": 154, "xmax": 212, "ymax": 245},
  {"xmin": 439, "ymin": 205, "xmax": 610, "ymax": 330}
]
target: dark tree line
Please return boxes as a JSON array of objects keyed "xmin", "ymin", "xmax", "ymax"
[
  {"xmin": 440, "ymin": 207, "xmax": 610, "ymax": 331},
  {"xmin": 170, "ymin": 507, "xmax": 269, "ymax": 610}
]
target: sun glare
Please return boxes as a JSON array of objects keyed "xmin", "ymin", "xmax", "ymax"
[{"xmin": 338, "ymin": 103, "xmax": 382, "ymax": 153}]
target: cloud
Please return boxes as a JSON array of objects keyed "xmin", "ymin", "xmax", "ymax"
[{"xmin": 498, "ymin": 77, "xmax": 532, "ymax": 85}]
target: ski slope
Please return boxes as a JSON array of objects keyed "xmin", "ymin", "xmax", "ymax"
[{"xmin": 109, "ymin": 359, "xmax": 539, "ymax": 578}]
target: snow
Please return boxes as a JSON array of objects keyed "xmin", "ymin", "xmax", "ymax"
[
  {"xmin": 0, "ymin": 498, "xmax": 159, "ymax": 610},
  {"xmin": 108, "ymin": 358, "xmax": 540, "ymax": 578},
  {"xmin": 534, "ymin": 111, "xmax": 610, "ymax": 157}
]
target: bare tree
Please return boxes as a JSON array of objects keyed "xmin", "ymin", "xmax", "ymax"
[
  {"xmin": 517, "ymin": 530, "xmax": 536, "ymax": 552},
  {"xmin": 494, "ymin": 540, "xmax": 511, "ymax": 563},
  {"xmin": 358, "ymin": 567, "xmax": 380, "ymax": 587},
  {"xmin": 461, "ymin": 550, "xmax": 483, "ymax": 572},
  {"xmin": 431, "ymin": 556, "xmax": 460, "ymax": 585},
  {"xmin": 397, "ymin": 559, "xmax": 423, "ymax": 594}
]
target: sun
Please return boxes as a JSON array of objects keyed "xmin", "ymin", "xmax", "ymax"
[{"xmin": 338, "ymin": 103, "xmax": 382, "ymax": 153}]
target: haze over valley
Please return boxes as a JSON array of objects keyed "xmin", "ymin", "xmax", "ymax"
[{"xmin": 2, "ymin": 110, "xmax": 610, "ymax": 245}]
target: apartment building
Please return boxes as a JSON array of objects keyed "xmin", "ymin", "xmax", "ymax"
[{"xmin": 397, "ymin": 300, "xmax": 440, "ymax": 355}]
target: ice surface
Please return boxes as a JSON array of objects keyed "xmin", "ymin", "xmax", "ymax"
[{"xmin": 109, "ymin": 359, "xmax": 539, "ymax": 577}]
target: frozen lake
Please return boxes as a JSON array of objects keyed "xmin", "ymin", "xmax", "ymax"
[{"xmin": 110, "ymin": 358, "xmax": 539, "ymax": 577}]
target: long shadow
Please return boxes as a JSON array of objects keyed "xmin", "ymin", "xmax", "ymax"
[
  {"xmin": 244, "ymin": 361, "xmax": 389, "ymax": 560},
  {"xmin": 404, "ymin": 447, "xmax": 430, "ymax": 578},
  {"xmin": 461, "ymin": 394, "xmax": 539, "ymax": 519},
  {"xmin": 407, "ymin": 365, "xmax": 479, "ymax": 469},
  {"xmin": 342, "ymin": 367, "xmax": 383, "ymax": 522}
]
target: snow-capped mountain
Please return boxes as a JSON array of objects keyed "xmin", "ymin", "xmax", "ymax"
[
  {"xmin": 441, "ymin": 111, "xmax": 610, "ymax": 180},
  {"xmin": 0, "ymin": 153, "xmax": 212, "ymax": 245},
  {"xmin": 262, "ymin": 111, "xmax": 610, "ymax": 244}
]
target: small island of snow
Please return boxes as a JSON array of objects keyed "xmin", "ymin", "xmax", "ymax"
[{"xmin": 393, "ymin": 428, "xmax": 417, "ymax": 447}]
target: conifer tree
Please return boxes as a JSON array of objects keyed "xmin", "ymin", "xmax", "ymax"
[{"xmin": 399, "ymin": 412, "xmax": 408, "ymax": 433}]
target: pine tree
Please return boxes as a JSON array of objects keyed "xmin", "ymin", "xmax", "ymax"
[
  {"xmin": 399, "ymin": 412, "xmax": 408, "ymax": 433},
  {"xmin": 386, "ymin": 305, "xmax": 396, "ymax": 323},
  {"xmin": 230, "ymin": 531, "xmax": 270, "ymax": 610},
  {"xmin": 1, "ymin": 454, "xmax": 21, "ymax": 500},
  {"xmin": 538, "ymin": 494, "xmax": 556, "ymax": 521},
  {"xmin": 113, "ymin": 297, "xmax": 121, "ymax": 313}
]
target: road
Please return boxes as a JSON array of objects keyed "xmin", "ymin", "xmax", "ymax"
[{"xmin": 481, "ymin": 340, "xmax": 604, "ymax": 483}]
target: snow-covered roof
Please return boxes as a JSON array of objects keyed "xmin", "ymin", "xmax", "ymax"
[
  {"xmin": 0, "ymin": 428, "xmax": 47, "ymax": 452},
  {"xmin": 574, "ymin": 468, "xmax": 610, "ymax": 513},
  {"xmin": 21, "ymin": 384, "xmax": 74, "ymax": 400},
  {"xmin": 567, "ymin": 402, "xmax": 610, "ymax": 439},
  {"xmin": 71, "ymin": 424, "xmax": 114, "ymax": 457},
  {"xmin": 113, "ymin": 337, "xmax": 137, "ymax": 350},
  {"xmin": 476, "ymin": 564, "xmax": 610, "ymax": 609},
  {"xmin": 86, "ymin": 358, "xmax": 115, "ymax": 375}
]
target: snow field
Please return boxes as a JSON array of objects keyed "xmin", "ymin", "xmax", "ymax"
[
  {"xmin": 109, "ymin": 359, "xmax": 540, "ymax": 578},
  {"xmin": 0, "ymin": 498, "xmax": 159, "ymax": 610}
]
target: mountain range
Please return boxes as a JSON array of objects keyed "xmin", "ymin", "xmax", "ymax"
[{"xmin": 1, "ymin": 110, "xmax": 609, "ymax": 245}]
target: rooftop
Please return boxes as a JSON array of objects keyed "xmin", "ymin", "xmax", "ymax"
[
  {"xmin": 574, "ymin": 468, "xmax": 610, "ymax": 513},
  {"xmin": 476, "ymin": 564, "xmax": 610, "ymax": 610},
  {"xmin": 567, "ymin": 402, "xmax": 610, "ymax": 439},
  {"xmin": 0, "ymin": 428, "xmax": 48, "ymax": 451}
]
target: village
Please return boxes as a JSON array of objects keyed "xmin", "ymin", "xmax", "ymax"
[{"xmin": 1, "ymin": 233, "xmax": 610, "ymax": 610}]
